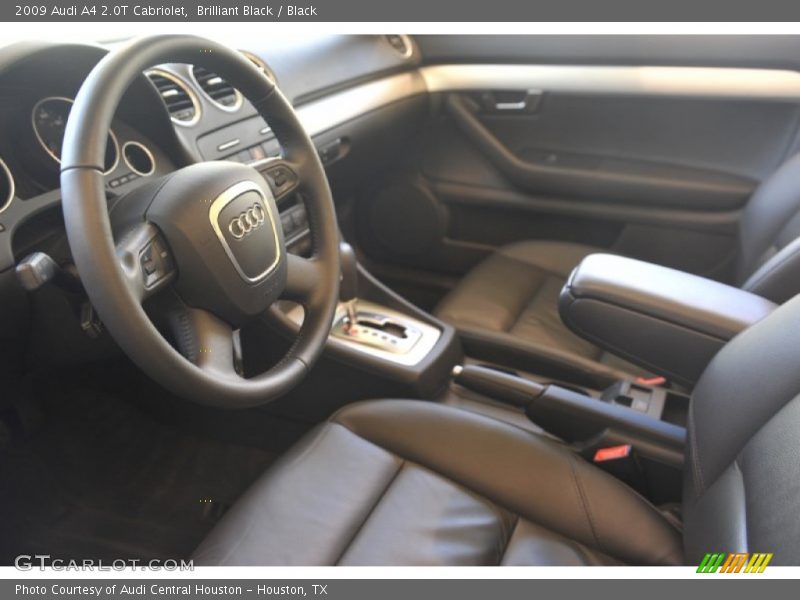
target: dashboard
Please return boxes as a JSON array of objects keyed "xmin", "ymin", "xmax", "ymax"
[
  {"xmin": 0, "ymin": 33, "xmax": 430, "ymax": 374},
  {"xmin": 0, "ymin": 34, "xmax": 425, "ymax": 277},
  {"xmin": 3, "ymin": 93, "xmax": 172, "ymax": 197}
]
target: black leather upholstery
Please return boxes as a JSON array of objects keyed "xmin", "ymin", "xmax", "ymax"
[
  {"xmin": 194, "ymin": 291, "xmax": 800, "ymax": 566},
  {"xmin": 683, "ymin": 294, "xmax": 800, "ymax": 563},
  {"xmin": 559, "ymin": 254, "xmax": 776, "ymax": 386},
  {"xmin": 193, "ymin": 400, "xmax": 683, "ymax": 566},
  {"xmin": 436, "ymin": 154, "xmax": 800, "ymax": 382},
  {"xmin": 435, "ymin": 241, "xmax": 641, "ymax": 385},
  {"xmin": 738, "ymin": 153, "xmax": 800, "ymax": 300}
]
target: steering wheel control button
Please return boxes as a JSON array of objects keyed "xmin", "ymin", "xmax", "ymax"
[
  {"xmin": 262, "ymin": 165, "xmax": 298, "ymax": 198},
  {"xmin": 141, "ymin": 246, "xmax": 156, "ymax": 274},
  {"xmin": 292, "ymin": 207, "xmax": 308, "ymax": 229},
  {"xmin": 272, "ymin": 169, "xmax": 287, "ymax": 187},
  {"xmin": 140, "ymin": 237, "xmax": 173, "ymax": 288},
  {"xmin": 209, "ymin": 180, "xmax": 282, "ymax": 283},
  {"xmin": 280, "ymin": 213, "xmax": 294, "ymax": 234},
  {"xmin": 275, "ymin": 204, "xmax": 311, "ymax": 244}
]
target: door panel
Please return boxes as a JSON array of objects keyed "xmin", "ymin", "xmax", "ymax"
[
  {"xmin": 355, "ymin": 38, "xmax": 800, "ymax": 294},
  {"xmin": 440, "ymin": 92, "xmax": 794, "ymax": 209}
]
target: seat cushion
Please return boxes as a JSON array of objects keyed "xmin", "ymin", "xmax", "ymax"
[
  {"xmin": 435, "ymin": 241, "xmax": 645, "ymax": 384},
  {"xmin": 193, "ymin": 400, "xmax": 682, "ymax": 566}
]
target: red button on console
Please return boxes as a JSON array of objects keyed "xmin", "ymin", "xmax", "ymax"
[{"xmin": 593, "ymin": 445, "xmax": 632, "ymax": 463}]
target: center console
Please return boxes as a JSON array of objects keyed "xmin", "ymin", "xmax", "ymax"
[
  {"xmin": 271, "ymin": 242, "xmax": 460, "ymax": 398},
  {"xmin": 284, "ymin": 299, "xmax": 442, "ymax": 368},
  {"xmin": 444, "ymin": 253, "xmax": 784, "ymax": 503},
  {"xmin": 267, "ymin": 242, "xmax": 742, "ymax": 503},
  {"xmin": 262, "ymin": 222, "xmax": 779, "ymax": 505},
  {"xmin": 559, "ymin": 253, "xmax": 777, "ymax": 386},
  {"xmin": 450, "ymin": 362, "xmax": 688, "ymax": 502}
]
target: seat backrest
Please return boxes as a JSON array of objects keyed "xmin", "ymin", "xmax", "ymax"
[
  {"xmin": 682, "ymin": 293, "xmax": 800, "ymax": 565},
  {"xmin": 738, "ymin": 153, "xmax": 800, "ymax": 303}
]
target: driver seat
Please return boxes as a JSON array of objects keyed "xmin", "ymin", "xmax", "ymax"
[{"xmin": 193, "ymin": 295, "xmax": 800, "ymax": 565}]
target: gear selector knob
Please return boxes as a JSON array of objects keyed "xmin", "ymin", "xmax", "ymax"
[
  {"xmin": 339, "ymin": 242, "xmax": 359, "ymax": 331},
  {"xmin": 339, "ymin": 242, "xmax": 358, "ymax": 302}
]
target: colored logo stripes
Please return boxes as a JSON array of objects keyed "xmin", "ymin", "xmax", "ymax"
[{"xmin": 697, "ymin": 552, "xmax": 773, "ymax": 573}]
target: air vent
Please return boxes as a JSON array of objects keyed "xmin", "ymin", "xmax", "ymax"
[
  {"xmin": 385, "ymin": 34, "xmax": 413, "ymax": 59},
  {"xmin": 240, "ymin": 50, "xmax": 278, "ymax": 86},
  {"xmin": 192, "ymin": 65, "xmax": 242, "ymax": 112},
  {"xmin": 146, "ymin": 70, "xmax": 200, "ymax": 126},
  {"xmin": 0, "ymin": 157, "xmax": 14, "ymax": 214}
]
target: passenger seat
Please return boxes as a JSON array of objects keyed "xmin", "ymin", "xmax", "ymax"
[{"xmin": 436, "ymin": 153, "xmax": 800, "ymax": 387}]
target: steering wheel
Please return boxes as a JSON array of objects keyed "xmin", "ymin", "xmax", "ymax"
[{"xmin": 60, "ymin": 35, "xmax": 340, "ymax": 408}]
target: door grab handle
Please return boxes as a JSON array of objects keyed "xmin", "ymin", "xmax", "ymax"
[
  {"xmin": 481, "ymin": 90, "xmax": 542, "ymax": 113},
  {"xmin": 494, "ymin": 100, "xmax": 528, "ymax": 111}
]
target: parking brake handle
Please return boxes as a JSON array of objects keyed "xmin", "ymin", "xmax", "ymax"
[{"xmin": 452, "ymin": 364, "xmax": 545, "ymax": 408}]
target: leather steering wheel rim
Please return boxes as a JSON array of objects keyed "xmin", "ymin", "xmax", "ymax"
[{"xmin": 60, "ymin": 35, "xmax": 340, "ymax": 408}]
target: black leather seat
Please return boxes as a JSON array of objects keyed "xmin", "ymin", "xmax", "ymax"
[
  {"xmin": 194, "ymin": 400, "xmax": 682, "ymax": 565},
  {"xmin": 435, "ymin": 154, "xmax": 800, "ymax": 385},
  {"xmin": 193, "ymin": 293, "xmax": 800, "ymax": 565}
]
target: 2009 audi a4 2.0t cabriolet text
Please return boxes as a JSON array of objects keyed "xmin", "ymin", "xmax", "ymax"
[{"xmin": 1, "ymin": 33, "xmax": 799, "ymax": 566}]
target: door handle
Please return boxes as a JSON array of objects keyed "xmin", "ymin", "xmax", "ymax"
[
  {"xmin": 480, "ymin": 90, "xmax": 542, "ymax": 114},
  {"xmin": 494, "ymin": 100, "xmax": 529, "ymax": 111}
]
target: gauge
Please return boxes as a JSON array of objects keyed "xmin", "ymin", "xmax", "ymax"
[
  {"xmin": 122, "ymin": 141, "xmax": 156, "ymax": 176},
  {"xmin": 0, "ymin": 156, "xmax": 14, "ymax": 214},
  {"xmin": 31, "ymin": 97, "xmax": 119, "ymax": 174}
]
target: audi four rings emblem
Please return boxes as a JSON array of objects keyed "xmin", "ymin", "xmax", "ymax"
[{"xmin": 228, "ymin": 203, "xmax": 267, "ymax": 239}]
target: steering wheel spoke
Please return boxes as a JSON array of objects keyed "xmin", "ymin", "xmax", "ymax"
[
  {"xmin": 283, "ymin": 254, "xmax": 324, "ymax": 304},
  {"xmin": 115, "ymin": 222, "xmax": 177, "ymax": 303},
  {"xmin": 171, "ymin": 307, "xmax": 241, "ymax": 379}
]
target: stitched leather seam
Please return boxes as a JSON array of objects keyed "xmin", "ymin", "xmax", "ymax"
[
  {"xmin": 332, "ymin": 458, "xmax": 405, "ymax": 565},
  {"xmin": 499, "ymin": 248, "xmax": 579, "ymax": 279},
  {"xmin": 566, "ymin": 453, "xmax": 606, "ymax": 554},
  {"xmin": 204, "ymin": 422, "xmax": 335, "ymax": 565},
  {"xmin": 378, "ymin": 459, "xmax": 520, "ymax": 566},
  {"xmin": 401, "ymin": 460, "xmax": 520, "ymax": 565},
  {"xmin": 334, "ymin": 415, "xmax": 677, "ymax": 563},
  {"xmin": 510, "ymin": 274, "xmax": 554, "ymax": 335},
  {"xmin": 390, "ymin": 454, "xmax": 522, "ymax": 565},
  {"xmin": 500, "ymin": 258, "xmax": 548, "ymax": 333},
  {"xmin": 333, "ymin": 420, "xmax": 570, "ymax": 562},
  {"xmin": 174, "ymin": 308, "xmax": 197, "ymax": 363}
]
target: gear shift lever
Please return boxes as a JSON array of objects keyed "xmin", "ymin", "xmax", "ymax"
[
  {"xmin": 328, "ymin": 241, "xmax": 428, "ymax": 356},
  {"xmin": 339, "ymin": 242, "xmax": 358, "ymax": 331}
]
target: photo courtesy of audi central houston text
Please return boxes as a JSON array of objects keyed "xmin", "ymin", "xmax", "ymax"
[{"xmin": 1, "ymin": 30, "xmax": 800, "ymax": 573}]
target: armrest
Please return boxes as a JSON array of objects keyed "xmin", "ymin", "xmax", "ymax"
[{"xmin": 559, "ymin": 254, "xmax": 777, "ymax": 386}]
